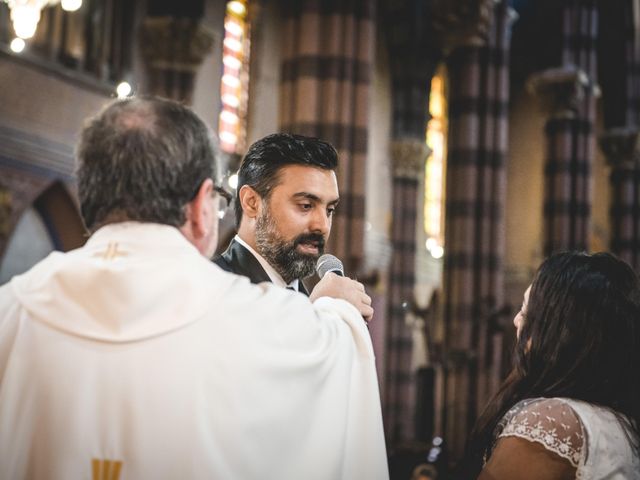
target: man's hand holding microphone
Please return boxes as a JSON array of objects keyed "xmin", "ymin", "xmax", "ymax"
[{"xmin": 309, "ymin": 254, "xmax": 374, "ymax": 322}]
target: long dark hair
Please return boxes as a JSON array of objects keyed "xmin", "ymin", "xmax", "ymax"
[{"xmin": 460, "ymin": 251, "xmax": 640, "ymax": 476}]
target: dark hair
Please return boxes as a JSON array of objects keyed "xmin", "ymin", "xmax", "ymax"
[
  {"xmin": 234, "ymin": 133, "xmax": 338, "ymax": 228},
  {"xmin": 462, "ymin": 251, "xmax": 640, "ymax": 475},
  {"xmin": 76, "ymin": 96, "xmax": 217, "ymax": 231}
]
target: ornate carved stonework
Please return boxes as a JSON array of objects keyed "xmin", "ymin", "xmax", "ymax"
[
  {"xmin": 527, "ymin": 66, "xmax": 599, "ymax": 119},
  {"xmin": 140, "ymin": 17, "xmax": 216, "ymax": 72},
  {"xmin": 599, "ymin": 127, "xmax": 640, "ymax": 167},
  {"xmin": 391, "ymin": 140, "xmax": 431, "ymax": 179},
  {"xmin": 431, "ymin": 0, "xmax": 498, "ymax": 51},
  {"xmin": 140, "ymin": 17, "xmax": 216, "ymax": 102}
]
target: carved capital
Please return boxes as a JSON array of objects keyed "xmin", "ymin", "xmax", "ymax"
[
  {"xmin": 391, "ymin": 140, "xmax": 431, "ymax": 179},
  {"xmin": 140, "ymin": 17, "xmax": 216, "ymax": 72},
  {"xmin": 431, "ymin": 0, "xmax": 498, "ymax": 51},
  {"xmin": 599, "ymin": 127, "xmax": 640, "ymax": 167},
  {"xmin": 527, "ymin": 66, "xmax": 599, "ymax": 119}
]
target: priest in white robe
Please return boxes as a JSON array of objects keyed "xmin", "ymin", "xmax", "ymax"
[{"xmin": 0, "ymin": 97, "xmax": 388, "ymax": 480}]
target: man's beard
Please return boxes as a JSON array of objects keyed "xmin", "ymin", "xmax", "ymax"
[{"xmin": 254, "ymin": 206, "xmax": 325, "ymax": 284}]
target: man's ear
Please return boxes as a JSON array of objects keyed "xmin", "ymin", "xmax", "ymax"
[
  {"xmin": 183, "ymin": 178, "xmax": 215, "ymax": 241},
  {"xmin": 238, "ymin": 185, "xmax": 261, "ymax": 219}
]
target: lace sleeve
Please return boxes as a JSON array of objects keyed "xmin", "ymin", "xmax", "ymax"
[{"xmin": 497, "ymin": 398, "xmax": 585, "ymax": 468}]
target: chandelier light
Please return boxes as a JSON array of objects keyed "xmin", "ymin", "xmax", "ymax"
[
  {"xmin": 9, "ymin": 37, "xmax": 25, "ymax": 52},
  {"xmin": 4, "ymin": 0, "xmax": 82, "ymax": 40}
]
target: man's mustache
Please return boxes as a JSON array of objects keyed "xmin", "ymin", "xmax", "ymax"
[{"xmin": 293, "ymin": 233, "xmax": 326, "ymax": 251}]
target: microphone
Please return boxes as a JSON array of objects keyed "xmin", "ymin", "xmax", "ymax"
[
  {"xmin": 316, "ymin": 254, "xmax": 369, "ymax": 325},
  {"xmin": 316, "ymin": 254, "xmax": 344, "ymax": 278}
]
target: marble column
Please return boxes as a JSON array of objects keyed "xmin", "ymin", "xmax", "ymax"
[
  {"xmin": 385, "ymin": 139, "xmax": 431, "ymax": 445},
  {"xmin": 437, "ymin": 0, "xmax": 515, "ymax": 459},
  {"xmin": 528, "ymin": 65, "xmax": 598, "ymax": 255},
  {"xmin": 599, "ymin": 127, "xmax": 640, "ymax": 269}
]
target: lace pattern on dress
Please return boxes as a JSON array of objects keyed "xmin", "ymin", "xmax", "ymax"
[{"xmin": 497, "ymin": 398, "xmax": 585, "ymax": 468}]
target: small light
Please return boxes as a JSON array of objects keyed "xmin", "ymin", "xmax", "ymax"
[
  {"xmin": 116, "ymin": 81, "xmax": 132, "ymax": 98},
  {"xmin": 222, "ymin": 74, "xmax": 240, "ymax": 88},
  {"xmin": 221, "ymin": 93, "xmax": 240, "ymax": 108},
  {"xmin": 220, "ymin": 131, "xmax": 238, "ymax": 144},
  {"xmin": 224, "ymin": 20, "xmax": 243, "ymax": 37},
  {"xmin": 431, "ymin": 245, "xmax": 444, "ymax": 259},
  {"xmin": 223, "ymin": 54, "xmax": 242, "ymax": 70},
  {"xmin": 228, "ymin": 174, "xmax": 238, "ymax": 190},
  {"xmin": 217, "ymin": 209, "xmax": 226, "ymax": 220},
  {"xmin": 61, "ymin": 0, "xmax": 82, "ymax": 12},
  {"xmin": 223, "ymin": 37, "xmax": 242, "ymax": 53},
  {"xmin": 433, "ymin": 436, "xmax": 443, "ymax": 446},
  {"xmin": 227, "ymin": 1, "xmax": 246, "ymax": 16},
  {"xmin": 426, "ymin": 237, "xmax": 437, "ymax": 251},
  {"xmin": 220, "ymin": 110, "xmax": 239, "ymax": 124},
  {"xmin": 10, "ymin": 38, "xmax": 25, "ymax": 53}
]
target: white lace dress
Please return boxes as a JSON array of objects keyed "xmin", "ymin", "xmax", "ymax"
[{"xmin": 494, "ymin": 397, "xmax": 640, "ymax": 479}]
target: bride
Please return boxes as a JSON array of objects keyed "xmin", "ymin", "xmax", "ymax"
[{"xmin": 461, "ymin": 251, "xmax": 640, "ymax": 479}]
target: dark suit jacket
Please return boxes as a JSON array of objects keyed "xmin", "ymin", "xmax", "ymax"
[{"xmin": 213, "ymin": 238, "xmax": 310, "ymax": 296}]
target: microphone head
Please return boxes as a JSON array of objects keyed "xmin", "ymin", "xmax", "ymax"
[{"xmin": 316, "ymin": 254, "xmax": 344, "ymax": 278}]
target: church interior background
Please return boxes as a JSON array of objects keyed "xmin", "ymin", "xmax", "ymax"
[{"xmin": 0, "ymin": 0, "xmax": 637, "ymax": 476}]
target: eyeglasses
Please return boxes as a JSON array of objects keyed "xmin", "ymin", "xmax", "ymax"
[{"xmin": 214, "ymin": 185, "xmax": 233, "ymax": 218}]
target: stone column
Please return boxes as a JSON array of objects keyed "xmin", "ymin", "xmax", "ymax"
[
  {"xmin": 528, "ymin": 66, "xmax": 599, "ymax": 255},
  {"xmin": 436, "ymin": 0, "xmax": 515, "ymax": 460},
  {"xmin": 384, "ymin": 139, "xmax": 431, "ymax": 445},
  {"xmin": 599, "ymin": 127, "xmax": 640, "ymax": 269},
  {"xmin": 382, "ymin": 0, "xmax": 443, "ymax": 449}
]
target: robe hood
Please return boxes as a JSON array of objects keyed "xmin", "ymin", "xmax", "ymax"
[{"xmin": 10, "ymin": 222, "xmax": 224, "ymax": 343}]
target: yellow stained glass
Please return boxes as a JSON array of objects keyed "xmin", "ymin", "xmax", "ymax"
[{"xmin": 424, "ymin": 68, "xmax": 448, "ymax": 258}]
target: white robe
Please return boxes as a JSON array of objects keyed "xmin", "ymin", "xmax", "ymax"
[{"xmin": 0, "ymin": 222, "xmax": 388, "ymax": 480}]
